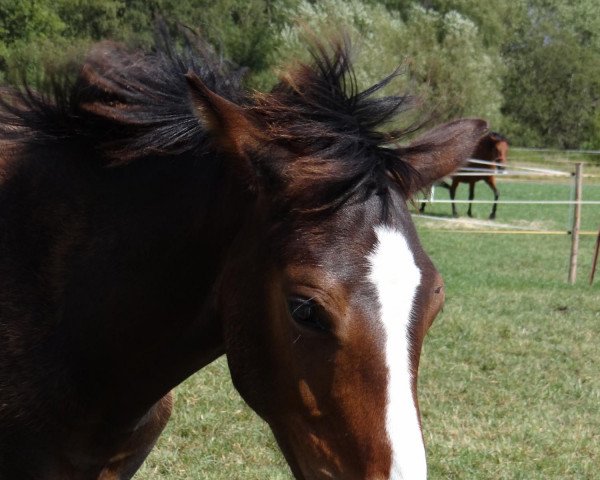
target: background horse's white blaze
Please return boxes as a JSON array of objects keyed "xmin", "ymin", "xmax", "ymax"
[{"xmin": 368, "ymin": 226, "xmax": 426, "ymax": 480}]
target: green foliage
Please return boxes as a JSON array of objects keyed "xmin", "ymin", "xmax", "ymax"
[
  {"xmin": 0, "ymin": 0, "xmax": 292, "ymax": 87},
  {"xmin": 404, "ymin": 0, "xmax": 520, "ymax": 48},
  {"xmin": 501, "ymin": 1, "xmax": 600, "ymax": 148},
  {"xmin": 116, "ymin": 0, "xmax": 292, "ymax": 71},
  {"xmin": 0, "ymin": 0, "xmax": 65, "ymax": 44},
  {"xmin": 0, "ymin": 0, "xmax": 127, "ymax": 84},
  {"xmin": 401, "ymin": 5, "xmax": 503, "ymax": 123},
  {"xmin": 0, "ymin": 0, "xmax": 64, "ymax": 83},
  {"xmin": 273, "ymin": 0, "xmax": 503, "ymax": 125},
  {"xmin": 1, "ymin": 0, "xmax": 600, "ymax": 148},
  {"xmin": 57, "ymin": 0, "xmax": 123, "ymax": 39}
]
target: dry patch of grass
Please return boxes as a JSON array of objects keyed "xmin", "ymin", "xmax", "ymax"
[{"xmin": 416, "ymin": 215, "xmax": 553, "ymax": 232}]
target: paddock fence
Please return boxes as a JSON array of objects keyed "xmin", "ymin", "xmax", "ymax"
[{"xmin": 415, "ymin": 149, "xmax": 600, "ymax": 283}]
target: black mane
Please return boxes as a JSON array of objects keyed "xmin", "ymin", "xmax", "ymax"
[
  {"xmin": 0, "ymin": 35, "xmax": 423, "ymax": 206},
  {"xmin": 0, "ymin": 35, "xmax": 247, "ymax": 164},
  {"xmin": 253, "ymin": 39, "xmax": 422, "ymax": 211}
]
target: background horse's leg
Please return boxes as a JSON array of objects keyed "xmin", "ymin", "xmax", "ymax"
[
  {"xmin": 467, "ymin": 182, "xmax": 475, "ymax": 217},
  {"xmin": 485, "ymin": 176, "xmax": 499, "ymax": 219},
  {"xmin": 99, "ymin": 393, "xmax": 173, "ymax": 480},
  {"xmin": 449, "ymin": 178, "xmax": 460, "ymax": 217}
]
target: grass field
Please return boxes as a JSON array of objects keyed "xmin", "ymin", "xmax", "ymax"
[{"xmin": 136, "ymin": 177, "xmax": 600, "ymax": 479}]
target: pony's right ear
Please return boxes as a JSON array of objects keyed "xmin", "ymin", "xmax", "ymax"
[
  {"xmin": 399, "ymin": 118, "xmax": 489, "ymax": 195},
  {"xmin": 186, "ymin": 71, "xmax": 261, "ymax": 185}
]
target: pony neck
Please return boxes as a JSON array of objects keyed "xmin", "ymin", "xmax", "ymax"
[{"xmin": 24, "ymin": 149, "xmax": 248, "ymax": 420}]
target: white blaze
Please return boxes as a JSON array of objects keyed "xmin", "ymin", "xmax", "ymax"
[{"xmin": 367, "ymin": 225, "xmax": 426, "ymax": 480}]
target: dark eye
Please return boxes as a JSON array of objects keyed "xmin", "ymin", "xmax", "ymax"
[{"xmin": 288, "ymin": 297, "xmax": 329, "ymax": 332}]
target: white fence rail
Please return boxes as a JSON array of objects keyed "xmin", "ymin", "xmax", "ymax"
[{"xmin": 415, "ymin": 160, "xmax": 599, "ymax": 283}]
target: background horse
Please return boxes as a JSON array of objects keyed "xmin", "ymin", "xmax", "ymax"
[
  {"xmin": 420, "ymin": 131, "xmax": 509, "ymax": 219},
  {"xmin": 0, "ymin": 37, "xmax": 487, "ymax": 480}
]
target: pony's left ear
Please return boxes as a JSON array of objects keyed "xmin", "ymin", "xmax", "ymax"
[
  {"xmin": 398, "ymin": 118, "xmax": 489, "ymax": 195},
  {"xmin": 186, "ymin": 71, "xmax": 261, "ymax": 184}
]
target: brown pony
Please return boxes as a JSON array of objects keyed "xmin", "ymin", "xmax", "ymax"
[
  {"xmin": 0, "ymin": 37, "xmax": 487, "ymax": 480},
  {"xmin": 420, "ymin": 131, "xmax": 508, "ymax": 219}
]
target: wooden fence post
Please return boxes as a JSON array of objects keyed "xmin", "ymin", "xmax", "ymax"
[
  {"xmin": 568, "ymin": 163, "xmax": 583, "ymax": 284},
  {"xmin": 589, "ymin": 225, "xmax": 600, "ymax": 285}
]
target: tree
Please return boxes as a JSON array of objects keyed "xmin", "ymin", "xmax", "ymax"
[
  {"xmin": 2, "ymin": 0, "xmax": 599, "ymax": 148},
  {"xmin": 501, "ymin": 1, "xmax": 600, "ymax": 148},
  {"xmin": 0, "ymin": 0, "xmax": 295, "ymax": 88},
  {"xmin": 0, "ymin": 0, "xmax": 66, "ymax": 83},
  {"xmin": 272, "ymin": 0, "xmax": 503, "ymax": 126}
]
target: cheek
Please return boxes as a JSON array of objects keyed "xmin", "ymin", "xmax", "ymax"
[
  {"xmin": 289, "ymin": 332, "xmax": 393, "ymax": 477},
  {"xmin": 221, "ymin": 279, "xmax": 288, "ymax": 418},
  {"xmin": 225, "ymin": 283, "xmax": 336, "ymax": 421},
  {"xmin": 331, "ymin": 337, "xmax": 390, "ymax": 435}
]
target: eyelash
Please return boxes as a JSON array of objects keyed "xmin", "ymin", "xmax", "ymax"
[{"xmin": 287, "ymin": 297, "xmax": 329, "ymax": 332}]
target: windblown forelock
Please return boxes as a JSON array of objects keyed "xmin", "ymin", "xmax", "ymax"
[{"xmin": 251, "ymin": 40, "xmax": 423, "ymax": 214}]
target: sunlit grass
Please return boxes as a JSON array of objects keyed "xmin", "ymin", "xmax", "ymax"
[
  {"xmin": 419, "ymin": 179, "xmax": 600, "ymax": 232},
  {"xmin": 418, "ymin": 231, "xmax": 600, "ymax": 479},
  {"xmin": 136, "ymin": 179, "xmax": 600, "ymax": 479},
  {"xmin": 137, "ymin": 359, "xmax": 289, "ymax": 480}
]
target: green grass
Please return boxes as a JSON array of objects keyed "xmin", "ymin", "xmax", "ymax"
[
  {"xmin": 420, "ymin": 178, "xmax": 600, "ymax": 232},
  {"xmin": 509, "ymin": 148, "xmax": 600, "ymax": 167},
  {"xmin": 136, "ymin": 359, "xmax": 290, "ymax": 479},
  {"xmin": 136, "ymin": 179, "xmax": 600, "ymax": 479},
  {"xmin": 418, "ymin": 232, "xmax": 600, "ymax": 479}
]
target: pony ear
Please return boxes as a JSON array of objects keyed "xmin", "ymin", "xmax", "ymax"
[
  {"xmin": 185, "ymin": 71, "xmax": 261, "ymax": 184},
  {"xmin": 399, "ymin": 119, "xmax": 489, "ymax": 194}
]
